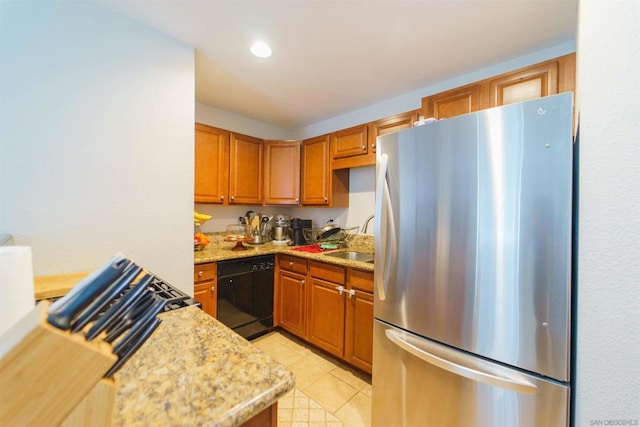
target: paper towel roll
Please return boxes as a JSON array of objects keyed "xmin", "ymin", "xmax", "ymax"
[{"xmin": 0, "ymin": 246, "xmax": 35, "ymax": 337}]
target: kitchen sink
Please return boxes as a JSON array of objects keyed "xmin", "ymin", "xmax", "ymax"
[{"xmin": 323, "ymin": 251, "xmax": 374, "ymax": 263}]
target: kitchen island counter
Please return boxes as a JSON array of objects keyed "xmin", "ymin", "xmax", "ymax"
[{"xmin": 113, "ymin": 305, "xmax": 294, "ymax": 427}]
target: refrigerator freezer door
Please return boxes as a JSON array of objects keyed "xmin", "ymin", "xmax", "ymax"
[
  {"xmin": 372, "ymin": 320, "xmax": 569, "ymax": 427},
  {"xmin": 374, "ymin": 93, "xmax": 573, "ymax": 381}
]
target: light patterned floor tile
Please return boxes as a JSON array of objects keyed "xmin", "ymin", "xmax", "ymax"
[
  {"xmin": 302, "ymin": 372, "xmax": 359, "ymax": 413},
  {"xmin": 258, "ymin": 332, "xmax": 366, "ymax": 427},
  {"xmin": 288, "ymin": 356, "xmax": 330, "ymax": 389},
  {"xmin": 329, "ymin": 366, "xmax": 371, "ymax": 391},
  {"xmin": 335, "ymin": 392, "xmax": 372, "ymax": 427}
]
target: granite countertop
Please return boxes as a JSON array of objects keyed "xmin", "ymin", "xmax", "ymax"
[
  {"xmin": 194, "ymin": 234, "xmax": 374, "ymax": 272},
  {"xmin": 113, "ymin": 306, "xmax": 295, "ymax": 427}
]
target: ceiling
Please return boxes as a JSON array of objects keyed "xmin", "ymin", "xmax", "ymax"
[{"xmin": 98, "ymin": 0, "xmax": 577, "ymax": 130}]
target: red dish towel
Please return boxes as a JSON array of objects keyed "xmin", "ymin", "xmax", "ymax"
[{"xmin": 292, "ymin": 244, "xmax": 330, "ymax": 253}]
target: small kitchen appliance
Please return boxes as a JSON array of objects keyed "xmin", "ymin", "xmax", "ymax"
[
  {"xmin": 272, "ymin": 214, "xmax": 291, "ymax": 245},
  {"xmin": 290, "ymin": 218, "xmax": 312, "ymax": 246}
]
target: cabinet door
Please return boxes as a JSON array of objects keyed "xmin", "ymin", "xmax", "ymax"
[
  {"xmin": 195, "ymin": 123, "xmax": 229, "ymax": 204},
  {"xmin": 194, "ymin": 263, "xmax": 217, "ymax": 318},
  {"xmin": 345, "ymin": 289, "xmax": 373, "ymax": 374},
  {"xmin": 229, "ymin": 132, "xmax": 263, "ymax": 204},
  {"xmin": 487, "ymin": 61, "xmax": 559, "ymax": 108},
  {"xmin": 279, "ymin": 270, "xmax": 307, "ymax": 338},
  {"xmin": 368, "ymin": 111, "xmax": 419, "ymax": 155},
  {"xmin": 484, "ymin": 53, "xmax": 575, "ymax": 109},
  {"xmin": 194, "ymin": 282, "xmax": 217, "ymax": 318},
  {"xmin": 422, "ymin": 83, "xmax": 482, "ymax": 120},
  {"xmin": 332, "ymin": 125, "xmax": 368, "ymax": 159},
  {"xmin": 301, "ymin": 135, "xmax": 330, "ymax": 206},
  {"xmin": 307, "ymin": 277, "xmax": 345, "ymax": 358},
  {"xmin": 264, "ymin": 140, "xmax": 300, "ymax": 205}
]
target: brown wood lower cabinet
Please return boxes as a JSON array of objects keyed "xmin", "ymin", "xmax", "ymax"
[
  {"xmin": 307, "ymin": 273, "xmax": 346, "ymax": 358},
  {"xmin": 278, "ymin": 270, "xmax": 307, "ymax": 338},
  {"xmin": 344, "ymin": 270, "xmax": 374, "ymax": 373},
  {"xmin": 194, "ymin": 262, "xmax": 217, "ymax": 318},
  {"xmin": 240, "ymin": 403, "xmax": 277, "ymax": 427},
  {"xmin": 277, "ymin": 257, "xmax": 373, "ymax": 374}
]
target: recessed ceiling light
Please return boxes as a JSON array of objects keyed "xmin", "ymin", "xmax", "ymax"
[{"xmin": 250, "ymin": 41, "xmax": 272, "ymax": 58}]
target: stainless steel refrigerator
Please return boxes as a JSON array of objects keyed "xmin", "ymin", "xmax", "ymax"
[{"xmin": 372, "ymin": 93, "xmax": 574, "ymax": 426}]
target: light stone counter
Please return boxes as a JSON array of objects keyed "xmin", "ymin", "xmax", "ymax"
[
  {"xmin": 113, "ymin": 306, "xmax": 294, "ymax": 427},
  {"xmin": 194, "ymin": 234, "xmax": 374, "ymax": 272}
]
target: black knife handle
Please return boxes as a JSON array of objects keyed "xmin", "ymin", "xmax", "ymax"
[
  {"xmin": 85, "ymin": 274, "xmax": 153, "ymax": 340},
  {"xmin": 47, "ymin": 254, "xmax": 130, "ymax": 330},
  {"xmin": 103, "ymin": 318, "xmax": 162, "ymax": 378},
  {"xmin": 112, "ymin": 298, "xmax": 166, "ymax": 354},
  {"xmin": 70, "ymin": 264, "xmax": 142, "ymax": 333},
  {"xmin": 103, "ymin": 293, "xmax": 155, "ymax": 343}
]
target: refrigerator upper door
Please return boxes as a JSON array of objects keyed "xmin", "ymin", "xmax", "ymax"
[
  {"xmin": 372, "ymin": 320, "xmax": 570, "ymax": 427},
  {"xmin": 374, "ymin": 93, "xmax": 573, "ymax": 381}
]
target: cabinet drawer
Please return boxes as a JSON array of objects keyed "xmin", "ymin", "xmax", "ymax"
[
  {"xmin": 309, "ymin": 261, "xmax": 345, "ymax": 285},
  {"xmin": 348, "ymin": 269, "xmax": 373, "ymax": 293},
  {"xmin": 194, "ymin": 262, "xmax": 216, "ymax": 283},
  {"xmin": 278, "ymin": 255, "xmax": 307, "ymax": 274}
]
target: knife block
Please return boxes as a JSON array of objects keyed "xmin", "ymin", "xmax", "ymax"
[{"xmin": 0, "ymin": 300, "xmax": 118, "ymax": 426}]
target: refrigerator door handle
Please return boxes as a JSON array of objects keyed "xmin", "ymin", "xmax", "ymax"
[
  {"xmin": 385, "ymin": 328, "xmax": 538, "ymax": 395},
  {"xmin": 375, "ymin": 154, "xmax": 397, "ymax": 301}
]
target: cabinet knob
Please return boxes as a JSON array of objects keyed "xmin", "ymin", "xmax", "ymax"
[
  {"xmin": 324, "ymin": 197, "xmax": 328, "ymax": 202},
  {"xmin": 289, "ymin": 261, "xmax": 293, "ymax": 267},
  {"xmin": 301, "ymin": 279, "xmax": 305, "ymax": 285},
  {"xmin": 198, "ymin": 271, "xmax": 203, "ymax": 277},
  {"xmin": 220, "ymin": 195, "xmax": 225, "ymax": 200},
  {"xmin": 295, "ymin": 197, "xmax": 299, "ymax": 202},
  {"xmin": 336, "ymin": 285, "xmax": 345, "ymax": 295},
  {"xmin": 230, "ymin": 195, "xmax": 235, "ymax": 201},
  {"xmin": 361, "ymin": 145, "xmax": 366, "ymax": 150},
  {"xmin": 211, "ymin": 286, "xmax": 215, "ymax": 291},
  {"xmin": 371, "ymin": 143, "xmax": 376, "ymax": 148},
  {"xmin": 348, "ymin": 289, "xmax": 356, "ymax": 299}
]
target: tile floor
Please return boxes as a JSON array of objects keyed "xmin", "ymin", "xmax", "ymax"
[{"xmin": 253, "ymin": 331, "xmax": 372, "ymax": 427}]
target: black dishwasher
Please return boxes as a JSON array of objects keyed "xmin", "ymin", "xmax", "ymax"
[{"xmin": 217, "ymin": 255, "xmax": 274, "ymax": 340}]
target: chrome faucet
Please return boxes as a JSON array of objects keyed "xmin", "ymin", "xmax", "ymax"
[{"xmin": 361, "ymin": 215, "xmax": 375, "ymax": 234}]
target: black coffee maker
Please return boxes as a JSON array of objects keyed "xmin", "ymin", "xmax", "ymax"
[{"xmin": 290, "ymin": 218, "xmax": 312, "ymax": 246}]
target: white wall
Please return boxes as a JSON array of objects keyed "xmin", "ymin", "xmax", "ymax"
[
  {"xmin": 0, "ymin": 2, "xmax": 195, "ymax": 293},
  {"xmin": 196, "ymin": 103, "xmax": 291, "ymax": 140},
  {"xmin": 575, "ymin": 0, "xmax": 640, "ymax": 424}
]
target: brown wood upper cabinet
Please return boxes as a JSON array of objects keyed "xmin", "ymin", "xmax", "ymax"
[
  {"xmin": 195, "ymin": 123, "xmax": 230, "ymax": 204},
  {"xmin": 301, "ymin": 135, "xmax": 349, "ymax": 207},
  {"xmin": 264, "ymin": 140, "xmax": 300, "ymax": 205},
  {"xmin": 368, "ymin": 111, "xmax": 419, "ymax": 154},
  {"xmin": 229, "ymin": 132, "xmax": 264, "ymax": 205},
  {"xmin": 421, "ymin": 53, "xmax": 576, "ymax": 120},
  {"xmin": 330, "ymin": 125, "xmax": 369, "ymax": 169},
  {"xmin": 422, "ymin": 83, "xmax": 482, "ymax": 120},
  {"xmin": 485, "ymin": 54, "xmax": 575, "ymax": 108}
]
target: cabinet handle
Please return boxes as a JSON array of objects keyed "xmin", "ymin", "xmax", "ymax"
[
  {"xmin": 348, "ymin": 289, "xmax": 356, "ymax": 299},
  {"xmin": 198, "ymin": 271, "xmax": 203, "ymax": 277},
  {"xmin": 361, "ymin": 145, "xmax": 366, "ymax": 151},
  {"xmin": 230, "ymin": 195, "xmax": 235, "ymax": 201},
  {"xmin": 336, "ymin": 285, "xmax": 345, "ymax": 296}
]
